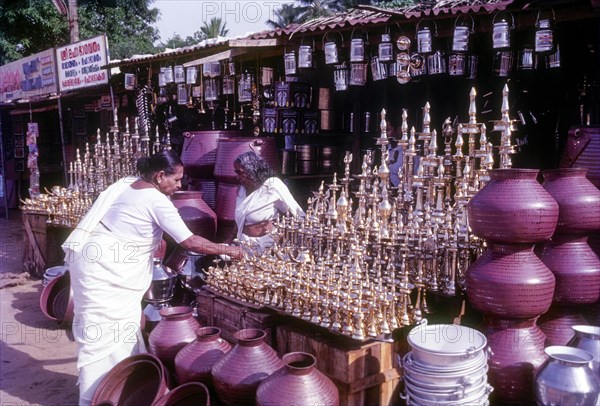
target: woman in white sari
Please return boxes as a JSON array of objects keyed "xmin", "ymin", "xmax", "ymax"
[
  {"xmin": 233, "ymin": 151, "xmax": 304, "ymax": 251},
  {"xmin": 62, "ymin": 150, "xmax": 242, "ymax": 405}
]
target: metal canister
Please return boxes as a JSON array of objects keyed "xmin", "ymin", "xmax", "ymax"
[
  {"xmin": 448, "ymin": 53, "xmax": 466, "ymax": 76},
  {"xmin": 417, "ymin": 25, "xmax": 433, "ymax": 54},
  {"xmin": 324, "ymin": 41, "xmax": 339, "ymax": 65},
  {"xmin": 284, "ymin": 50, "xmax": 297, "ymax": 75},
  {"xmin": 492, "ymin": 13, "xmax": 513, "ymax": 49},
  {"xmin": 378, "ymin": 33, "xmax": 394, "ymax": 62},
  {"xmin": 298, "ymin": 43, "xmax": 314, "ymax": 69},
  {"xmin": 535, "ymin": 18, "xmax": 555, "ymax": 53}
]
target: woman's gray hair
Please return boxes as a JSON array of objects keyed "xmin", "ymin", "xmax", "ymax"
[{"xmin": 234, "ymin": 151, "xmax": 272, "ymax": 184}]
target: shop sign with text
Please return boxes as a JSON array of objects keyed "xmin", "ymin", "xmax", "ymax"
[
  {"xmin": 56, "ymin": 35, "xmax": 109, "ymax": 91},
  {"xmin": 0, "ymin": 49, "xmax": 57, "ymax": 103}
]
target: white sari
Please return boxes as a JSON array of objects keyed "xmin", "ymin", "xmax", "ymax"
[{"xmin": 235, "ymin": 177, "xmax": 304, "ymax": 251}]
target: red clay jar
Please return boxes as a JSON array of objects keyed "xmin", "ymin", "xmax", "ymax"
[
  {"xmin": 256, "ymin": 352, "xmax": 339, "ymax": 406},
  {"xmin": 174, "ymin": 327, "xmax": 231, "ymax": 386},
  {"xmin": 152, "ymin": 381, "xmax": 211, "ymax": 406},
  {"xmin": 484, "ymin": 318, "xmax": 547, "ymax": 405},
  {"xmin": 542, "ymin": 167, "xmax": 600, "ymax": 234},
  {"xmin": 468, "ymin": 168, "xmax": 558, "ymax": 243},
  {"xmin": 170, "ymin": 191, "xmax": 217, "ymax": 239},
  {"xmin": 537, "ymin": 235, "xmax": 600, "ymax": 305},
  {"xmin": 538, "ymin": 306, "xmax": 589, "ymax": 346},
  {"xmin": 466, "ymin": 243, "xmax": 556, "ymax": 319},
  {"xmin": 211, "ymin": 328, "xmax": 283, "ymax": 406},
  {"xmin": 149, "ymin": 306, "xmax": 201, "ymax": 372}
]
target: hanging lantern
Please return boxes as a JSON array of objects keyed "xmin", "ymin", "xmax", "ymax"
[
  {"xmin": 452, "ymin": 15, "xmax": 474, "ymax": 53},
  {"xmin": 323, "ymin": 31, "xmax": 343, "ymax": 65},
  {"xmin": 174, "ymin": 65, "xmax": 185, "ymax": 83},
  {"xmin": 158, "ymin": 69, "xmax": 167, "ymax": 87},
  {"xmin": 370, "ymin": 56, "xmax": 389, "ymax": 81},
  {"xmin": 186, "ymin": 66, "xmax": 198, "ymax": 84},
  {"xmin": 333, "ymin": 63, "xmax": 349, "ymax": 91},
  {"xmin": 535, "ymin": 8, "xmax": 556, "ymax": 54},
  {"xmin": 349, "ymin": 63, "xmax": 368, "ymax": 86},
  {"xmin": 298, "ymin": 37, "xmax": 315, "ymax": 69},
  {"xmin": 448, "ymin": 53, "xmax": 466, "ymax": 76},
  {"xmin": 378, "ymin": 32, "xmax": 394, "ymax": 63},
  {"xmin": 416, "ymin": 20, "xmax": 437, "ymax": 54},
  {"xmin": 222, "ymin": 75, "xmax": 235, "ymax": 95},
  {"xmin": 284, "ymin": 48, "xmax": 297, "ymax": 75},
  {"xmin": 164, "ymin": 66, "xmax": 174, "ymax": 83},
  {"xmin": 238, "ymin": 70, "xmax": 253, "ymax": 102},
  {"xmin": 177, "ymin": 84, "xmax": 187, "ymax": 105},
  {"xmin": 124, "ymin": 73, "xmax": 137, "ymax": 90},
  {"xmin": 518, "ymin": 47, "xmax": 535, "ymax": 70},
  {"xmin": 493, "ymin": 50, "xmax": 513, "ymax": 77},
  {"xmin": 350, "ymin": 29, "xmax": 368, "ymax": 63},
  {"xmin": 427, "ymin": 50, "xmax": 447, "ymax": 75},
  {"xmin": 203, "ymin": 62, "xmax": 221, "ymax": 78},
  {"xmin": 204, "ymin": 78, "xmax": 220, "ymax": 101},
  {"xmin": 492, "ymin": 12, "xmax": 514, "ymax": 50},
  {"xmin": 261, "ymin": 67, "xmax": 273, "ymax": 86},
  {"xmin": 547, "ymin": 45, "xmax": 561, "ymax": 68}
]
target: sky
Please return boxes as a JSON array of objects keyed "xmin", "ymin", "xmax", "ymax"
[{"xmin": 152, "ymin": 0, "xmax": 293, "ymax": 43}]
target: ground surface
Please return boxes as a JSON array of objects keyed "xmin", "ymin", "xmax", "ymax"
[{"xmin": 0, "ymin": 210, "xmax": 79, "ymax": 406}]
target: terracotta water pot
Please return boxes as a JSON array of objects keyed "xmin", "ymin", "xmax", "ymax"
[
  {"xmin": 537, "ymin": 235, "xmax": 600, "ymax": 305},
  {"xmin": 542, "ymin": 167, "xmax": 600, "ymax": 234},
  {"xmin": 466, "ymin": 243, "xmax": 556, "ymax": 319},
  {"xmin": 538, "ymin": 306, "xmax": 589, "ymax": 346},
  {"xmin": 174, "ymin": 327, "xmax": 231, "ymax": 386},
  {"xmin": 256, "ymin": 352, "xmax": 339, "ymax": 406},
  {"xmin": 211, "ymin": 328, "xmax": 283, "ymax": 406},
  {"xmin": 149, "ymin": 306, "xmax": 201, "ymax": 372},
  {"xmin": 467, "ymin": 168, "xmax": 558, "ymax": 243},
  {"xmin": 484, "ymin": 318, "xmax": 547, "ymax": 404},
  {"xmin": 152, "ymin": 382, "xmax": 211, "ymax": 406},
  {"xmin": 170, "ymin": 191, "xmax": 217, "ymax": 239},
  {"xmin": 91, "ymin": 354, "xmax": 169, "ymax": 406}
]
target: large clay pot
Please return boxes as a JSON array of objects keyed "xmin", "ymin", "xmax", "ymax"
[
  {"xmin": 214, "ymin": 137, "xmax": 280, "ymax": 183},
  {"xmin": 542, "ymin": 167, "xmax": 600, "ymax": 234},
  {"xmin": 256, "ymin": 352, "xmax": 339, "ymax": 406},
  {"xmin": 484, "ymin": 318, "xmax": 547, "ymax": 404},
  {"xmin": 152, "ymin": 382, "xmax": 211, "ymax": 406},
  {"xmin": 211, "ymin": 328, "xmax": 283, "ymax": 406},
  {"xmin": 149, "ymin": 306, "xmax": 201, "ymax": 372},
  {"xmin": 538, "ymin": 306, "xmax": 589, "ymax": 346},
  {"xmin": 466, "ymin": 243, "xmax": 556, "ymax": 319},
  {"xmin": 537, "ymin": 235, "xmax": 600, "ymax": 305},
  {"xmin": 91, "ymin": 353, "xmax": 169, "ymax": 406},
  {"xmin": 174, "ymin": 327, "xmax": 232, "ymax": 386},
  {"xmin": 535, "ymin": 346, "xmax": 600, "ymax": 406},
  {"xmin": 171, "ymin": 191, "xmax": 217, "ymax": 240},
  {"xmin": 467, "ymin": 169, "xmax": 559, "ymax": 243},
  {"xmin": 215, "ymin": 182, "xmax": 239, "ymax": 221},
  {"xmin": 181, "ymin": 130, "xmax": 241, "ymax": 179}
]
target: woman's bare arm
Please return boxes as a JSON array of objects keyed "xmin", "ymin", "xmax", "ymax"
[{"xmin": 179, "ymin": 235, "xmax": 243, "ymax": 259}]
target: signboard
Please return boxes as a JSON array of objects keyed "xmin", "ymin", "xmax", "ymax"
[
  {"xmin": 0, "ymin": 49, "xmax": 58, "ymax": 103},
  {"xmin": 56, "ymin": 34, "xmax": 109, "ymax": 92}
]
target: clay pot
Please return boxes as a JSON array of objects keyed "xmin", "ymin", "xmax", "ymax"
[
  {"xmin": 39, "ymin": 270, "xmax": 73, "ymax": 327},
  {"xmin": 214, "ymin": 137, "xmax": 279, "ymax": 183},
  {"xmin": 171, "ymin": 191, "xmax": 217, "ymax": 240},
  {"xmin": 181, "ymin": 130, "xmax": 240, "ymax": 179},
  {"xmin": 538, "ymin": 306, "xmax": 589, "ymax": 346},
  {"xmin": 537, "ymin": 235, "xmax": 600, "ymax": 305},
  {"xmin": 211, "ymin": 328, "xmax": 283, "ymax": 406},
  {"xmin": 149, "ymin": 306, "xmax": 201, "ymax": 372},
  {"xmin": 256, "ymin": 352, "xmax": 339, "ymax": 406},
  {"xmin": 91, "ymin": 353, "xmax": 169, "ymax": 406},
  {"xmin": 466, "ymin": 243, "xmax": 556, "ymax": 319},
  {"xmin": 215, "ymin": 182, "xmax": 239, "ymax": 221},
  {"xmin": 174, "ymin": 327, "xmax": 232, "ymax": 386},
  {"xmin": 542, "ymin": 168, "xmax": 600, "ymax": 234},
  {"xmin": 484, "ymin": 318, "xmax": 547, "ymax": 405},
  {"xmin": 152, "ymin": 382, "xmax": 211, "ymax": 406},
  {"xmin": 467, "ymin": 169, "xmax": 559, "ymax": 243}
]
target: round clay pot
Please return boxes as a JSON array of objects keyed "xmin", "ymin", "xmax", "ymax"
[
  {"xmin": 174, "ymin": 327, "xmax": 232, "ymax": 386},
  {"xmin": 537, "ymin": 235, "xmax": 600, "ymax": 305},
  {"xmin": 484, "ymin": 318, "xmax": 547, "ymax": 405},
  {"xmin": 542, "ymin": 167, "xmax": 600, "ymax": 234},
  {"xmin": 468, "ymin": 168, "xmax": 558, "ymax": 243},
  {"xmin": 91, "ymin": 353, "xmax": 169, "ymax": 406},
  {"xmin": 211, "ymin": 328, "xmax": 283, "ymax": 406},
  {"xmin": 256, "ymin": 352, "xmax": 339, "ymax": 406},
  {"xmin": 171, "ymin": 191, "xmax": 217, "ymax": 240},
  {"xmin": 149, "ymin": 306, "xmax": 201, "ymax": 372},
  {"xmin": 538, "ymin": 306, "xmax": 589, "ymax": 346},
  {"xmin": 466, "ymin": 243, "xmax": 556, "ymax": 319},
  {"xmin": 39, "ymin": 270, "xmax": 73, "ymax": 327},
  {"xmin": 152, "ymin": 381, "xmax": 211, "ymax": 406}
]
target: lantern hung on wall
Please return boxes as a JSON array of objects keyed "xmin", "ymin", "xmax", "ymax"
[
  {"xmin": 333, "ymin": 63, "xmax": 349, "ymax": 91},
  {"xmin": 284, "ymin": 48, "xmax": 297, "ymax": 75},
  {"xmin": 416, "ymin": 19, "xmax": 437, "ymax": 54},
  {"xmin": 238, "ymin": 70, "xmax": 253, "ymax": 102},
  {"xmin": 378, "ymin": 31, "xmax": 394, "ymax": 63},
  {"xmin": 535, "ymin": 8, "xmax": 556, "ymax": 54},
  {"xmin": 492, "ymin": 12, "xmax": 514, "ymax": 50},
  {"xmin": 323, "ymin": 31, "xmax": 343, "ymax": 65},
  {"xmin": 163, "ymin": 66, "xmax": 174, "ymax": 83},
  {"xmin": 350, "ymin": 29, "xmax": 368, "ymax": 63},
  {"xmin": 186, "ymin": 66, "xmax": 198, "ymax": 84},
  {"xmin": 452, "ymin": 15, "xmax": 475, "ymax": 53},
  {"xmin": 174, "ymin": 65, "xmax": 185, "ymax": 83},
  {"xmin": 298, "ymin": 37, "xmax": 315, "ymax": 69},
  {"xmin": 203, "ymin": 62, "xmax": 221, "ymax": 78}
]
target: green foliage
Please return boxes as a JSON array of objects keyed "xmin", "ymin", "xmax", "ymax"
[
  {"xmin": 198, "ymin": 17, "xmax": 229, "ymax": 39},
  {"xmin": 158, "ymin": 33, "xmax": 202, "ymax": 51},
  {"xmin": 0, "ymin": 0, "xmax": 160, "ymax": 65},
  {"xmin": 266, "ymin": 3, "xmax": 305, "ymax": 29}
]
